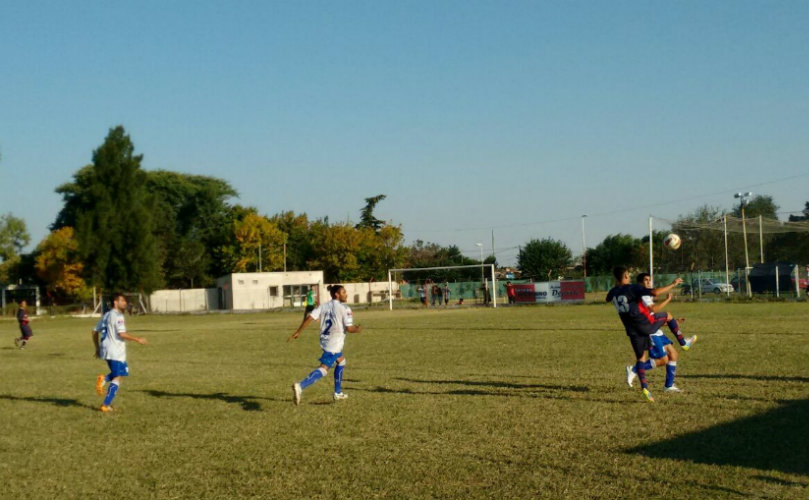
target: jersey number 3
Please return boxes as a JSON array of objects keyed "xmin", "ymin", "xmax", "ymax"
[{"xmin": 612, "ymin": 295, "xmax": 630, "ymax": 313}]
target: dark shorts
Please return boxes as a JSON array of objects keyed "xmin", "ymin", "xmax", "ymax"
[
  {"xmin": 627, "ymin": 333, "xmax": 651, "ymax": 359},
  {"xmin": 635, "ymin": 313, "xmax": 668, "ymax": 336},
  {"xmin": 304, "ymin": 305, "xmax": 314, "ymax": 318},
  {"xmin": 19, "ymin": 325, "xmax": 33, "ymax": 339}
]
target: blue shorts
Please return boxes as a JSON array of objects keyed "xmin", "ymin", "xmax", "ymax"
[
  {"xmin": 106, "ymin": 360, "xmax": 130, "ymax": 378},
  {"xmin": 318, "ymin": 351, "xmax": 343, "ymax": 368},
  {"xmin": 649, "ymin": 335, "xmax": 673, "ymax": 360}
]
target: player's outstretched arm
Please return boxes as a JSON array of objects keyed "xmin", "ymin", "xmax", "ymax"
[
  {"xmin": 346, "ymin": 324, "xmax": 362, "ymax": 334},
  {"xmin": 287, "ymin": 315, "xmax": 315, "ymax": 342},
  {"xmin": 120, "ymin": 332, "xmax": 147, "ymax": 345},
  {"xmin": 652, "ymin": 277, "xmax": 683, "ymax": 297}
]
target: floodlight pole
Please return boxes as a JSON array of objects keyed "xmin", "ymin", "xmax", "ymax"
[
  {"xmin": 723, "ymin": 215, "xmax": 731, "ymax": 297},
  {"xmin": 735, "ymin": 192, "xmax": 753, "ymax": 297},
  {"xmin": 758, "ymin": 215, "xmax": 764, "ymax": 263}
]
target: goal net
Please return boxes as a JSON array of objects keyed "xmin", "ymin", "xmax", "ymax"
[{"xmin": 386, "ymin": 264, "xmax": 498, "ymax": 310}]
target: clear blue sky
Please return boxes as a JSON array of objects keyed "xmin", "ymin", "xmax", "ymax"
[{"xmin": 2, "ymin": 1, "xmax": 807, "ymax": 266}]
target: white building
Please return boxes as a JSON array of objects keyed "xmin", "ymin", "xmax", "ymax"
[{"xmin": 215, "ymin": 271, "xmax": 325, "ymax": 311}]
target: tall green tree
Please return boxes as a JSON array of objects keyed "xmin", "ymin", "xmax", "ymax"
[
  {"xmin": 68, "ymin": 126, "xmax": 162, "ymax": 292},
  {"xmin": 518, "ymin": 238, "xmax": 572, "ymax": 280},
  {"xmin": 356, "ymin": 194, "xmax": 387, "ymax": 233},
  {"xmin": 146, "ymin": 170, "xmax": 238, "ymax": 287},
  {"xmin": 0, "ymin": 213, "xmax": 30, "ymax": 283},
  {"xmin": 585, "ymin": 234, "xmax": 645, "ymax": 275}
]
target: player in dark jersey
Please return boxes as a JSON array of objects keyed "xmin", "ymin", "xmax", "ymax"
[
  {"xmin": 606, "ymin": 267, "xmax": 682, "ymax": 402},
  {"xmin": 14, "ymin": 299, "xmax": 33, "ymax": 349}
]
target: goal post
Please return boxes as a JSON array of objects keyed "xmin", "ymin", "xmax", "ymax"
[{"xmin": 387, "ymin": 264, "xmax": 497, "ymax": 310}]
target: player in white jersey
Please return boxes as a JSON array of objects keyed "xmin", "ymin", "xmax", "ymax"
[
  {"xmin": 625, "ymin": 273, "xmax": 697, "ymax": 392},
  {"xmin": 92, "ymin": 293, "xmax": 147, "ymax": 412},
  {"xmin": 288, "ymin": 285, "xmax": 362, "ymax": 405}
]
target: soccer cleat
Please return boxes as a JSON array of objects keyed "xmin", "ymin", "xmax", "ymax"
[
  {"xmin": 100, "ymin": 405, "xmax": 114, "ymax": 413},
  {"xmin": 625, "ymin": 365, "xmax": 637, "ymax": 388},
  {"xmin": 663, "ymin": 385, "xmax": 683, "ymax": 393},
  {"xmin": 682, "ymin": 335, "xmax": 698, "ymax": 351},
  {"xmin": 96, "ymin": 375, "xmax": 106, "ymax": 395},
  {"xmin": 292, "ymin": 383, "xmax": 302, "ymax": 406},
  {"xmin": 642, "ymin": 388, "xmax": 655, "ymax": 403},
  {"xmin": 333, "ymin": 392, "xmax": 348, "ymax": 401}
]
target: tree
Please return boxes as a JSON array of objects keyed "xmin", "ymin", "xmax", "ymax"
[
  {"xmin": 34, "ymin": 227, "xmax": 89, "ymax": 302},
  {"xmin": 356, "ymin": 194, "xmax": 387, "ymax": 233},
  {"xmin": 0, "ymin": 213, "xmax": 30, "ymax": 284},
  {"xmin": 0, "ymin": 213, "xmax": 29, "ymax": 261},
  {"xmin": 518, "ymin": 238, "xmax": 572, "ymax": 280},
  {"xmin": 307, "ymin": 222, "xmax": 361, "ymax": 282},
  {"xmin": 233, "ymin": 212, "xmax": 287, "ymax": 272},
  {"xmin": 585, "ymin": 234, "xmax": 645, "ymax": 275},
  {"xmin": 69, "ymin": 126, "xmax": 162, "ymax": 292},
  {"xmin": 271, "ymin": 211, "xmax": 314, "ymax": 272},
  {"xmin": 731, "ymin": 194, "xmax": 778, "ymax": 219},
  {"xmin": 146, "ymin": 170, "xmax": 238, "ymax": 287},
  {"xmin": 671, "ymin": 205, "xmax": 727, "ymax": 272}
]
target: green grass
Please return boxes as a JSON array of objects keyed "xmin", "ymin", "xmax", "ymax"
[{"xmin": 0, "ymin": 302, "xmax": 807, "ymax": 499}]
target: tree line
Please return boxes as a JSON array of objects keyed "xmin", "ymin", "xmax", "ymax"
[{"xmin": 1, "ymin": 126, "xmax": 807, "ymax": 303}]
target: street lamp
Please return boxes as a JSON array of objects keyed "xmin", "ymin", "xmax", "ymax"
[
  {"xmin": 580, "ymin": 215, "xmax": 587, "ymax": 279},
  {"xmin": 735, "ymin": 192, "xmax": 753, "ymax": 297}
]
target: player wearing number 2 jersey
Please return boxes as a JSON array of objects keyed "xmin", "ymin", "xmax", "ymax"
[{"xmin": 288, "ymin": 285, "xmax": 362, "ymax": 405}]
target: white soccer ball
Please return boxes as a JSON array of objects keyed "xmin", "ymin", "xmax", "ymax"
[{"xmin": 663, "ymin": 233, "xmax": 681, "ymax": 250}]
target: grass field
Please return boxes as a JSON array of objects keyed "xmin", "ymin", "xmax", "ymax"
[{"xmin": 0, "ymin": 302, "xmax": 807, "ymax": 499}]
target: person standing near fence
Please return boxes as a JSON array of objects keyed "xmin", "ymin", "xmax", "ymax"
[
  {"xmin": 303, "ymin": 287, "xmax": 317, "ymax": 319},
  {"xmin": 14, "ymin": 299, "xmax": 33, "ymax": 349}
]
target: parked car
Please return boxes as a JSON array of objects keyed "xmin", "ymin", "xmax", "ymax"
[
  {"xmin": 681, "ymin": 278, "xmax": 734, "ymax": 295},
  {"xmin": 743, "ymin": 262, "xmax": 808, "ymax": 294}
]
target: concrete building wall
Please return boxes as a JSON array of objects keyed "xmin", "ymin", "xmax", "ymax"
[{"xmin": 150, "ymin": 289, "xmax": 217, "ymax": 313}]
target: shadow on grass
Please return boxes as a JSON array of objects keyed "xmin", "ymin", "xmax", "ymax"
[
  {"xmin": 351, "ymin": 378, "xmax": 592, "ymax": 399},
  {"xmin": 682, "ymin": 373, "xmax": 809, "ymax": 383},
  {"xmin": 0, "ymin": 394, "xmax": 96, "ymax": 410},
  {"xmin": 138, "ymin": 389, "xmax": 269, "ymax": 411},
  {"xmin": 372, "ymin": 326, "xmax": 617, "ymax": 332},
  {"xmin": 628, "ymin": 398, "xmax": 809, "ymax": 476},
  {"xmin": 396, "ymin": 377, "xmax": 590, "ymax": 392}
]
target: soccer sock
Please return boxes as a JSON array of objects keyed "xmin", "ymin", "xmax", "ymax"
[
  {"xmin": 636, "ymin": 362, "xmax": 648, "ymax": 390},
  {"xmin": 103, "ymin": 381, "xmax": 119, "ymax": 406},
  {"xmin": 334, "ymin": 360, "xmax": 345, "ymax": 393},
  {"xmin": 300, "ymin": 367, "xmax": 327, "ymax": 390},
  {"xmin": 667, "ymin": 319, "xmax": 686, "ymax": 345},
  {"xmin": 631, "ymin": 360, "xmax": 655, "ymax": 374},
  {"xmin": 665, "ymin": 361, "xmax": 677, "ymax": 388}
]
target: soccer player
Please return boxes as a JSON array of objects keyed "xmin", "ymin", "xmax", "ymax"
[
  {"xmin": 303, "ymin": 287, "xmax": 317, "ymax": 319},
  {"xmin": 606, "ymin": 267, "xmax": 682, "ymax": 402},
  {"xmin": 92, "ymin": 293, "xmax": 147, "ymax": 412},
  {"xmin": 14, "ymin": 299, "xmax": 33, "ymax": 349},
  {"xmin": 287, "ymin": 284, "xmax": 362, "ymax": 405},
  {"xmin": 625, "ymin": 273, "xmax": 698, "ymax": 392}
]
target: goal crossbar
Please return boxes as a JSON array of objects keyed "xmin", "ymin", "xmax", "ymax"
[{"xmin": 387, "ymin": 264, "xmax": 497, "ymax": 310}]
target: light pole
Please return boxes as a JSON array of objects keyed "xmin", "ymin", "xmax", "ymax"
[
  {"xmin": 580, "ymin": 215, "xmax": 587, "ymax": 279},
  {"xmin": 735, "ymin": 192, "xmax": 752, "ymax": 297}
]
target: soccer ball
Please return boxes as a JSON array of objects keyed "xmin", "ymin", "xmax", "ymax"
[{"xmin": 663, "ymin": 233, "xmax": 681, "ymax": 250}]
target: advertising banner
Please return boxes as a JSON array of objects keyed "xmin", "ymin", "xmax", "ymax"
[{"xmin": 511, "ymin": 281, "xmax": 585, "ymax": 304}]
